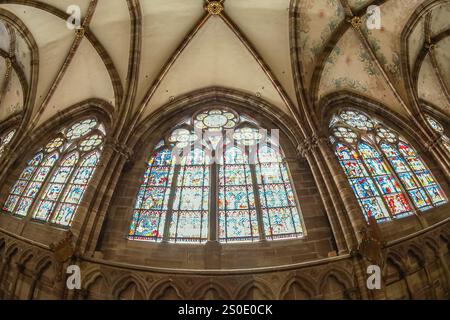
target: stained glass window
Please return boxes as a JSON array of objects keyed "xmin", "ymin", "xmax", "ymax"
[
  {"xmin": 129, "ymin": 108, "xmax": 305, "ymax": 244},
  {"xmin": 0, "ymin": 128, "xmax": 17, "ymax": 158},
  {"xmin": 2, "ymin": 118, "xmax": 105, "ymax": 227},
  {"xmin": 330, "ymin": 110, "xmax": 447, "ymax": 223},
  {"xmin": 425, "ymin": 115, "xmax": 450, "ymax": 154}
]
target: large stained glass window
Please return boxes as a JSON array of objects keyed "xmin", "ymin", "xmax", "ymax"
[
  {"xmin": 129, "ymin": 108, "xmax": 305, "ymax": 244},
  {"xmin": 330, "ymin": 110, "xmax": 447, "ymax": 223},
  {"xmin": 0, "ymin": 128, "xmax": 16, "ymax": 158},
  {"xmin": 425, "ymin": 115, "xmax": 450, "ymax": 154},
  {"xmin": 2, "ymin": 118, "xmax": 105, "ymax": 227}
]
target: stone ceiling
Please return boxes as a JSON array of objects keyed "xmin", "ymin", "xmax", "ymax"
[{"xmin": 0, "ymin": 0, "xmax": 449, "ymax": 135}]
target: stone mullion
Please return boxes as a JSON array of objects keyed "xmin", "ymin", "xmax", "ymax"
[
  {"xmin": 308, "ymin": 140, "xmax": 361, "ymax": 250},
  {"xmin": 302, "ymin": 149, "xmax": 349, "ymax": 254},
  {"xmin": 249, "ymin": 163, "xmax": 266, "ymax": 242},
  {"xmin": 208, "ymin": 161, "xmax": 218, "ymax": 242},
  {"xmin": 317, "ymin": 139, "xmax": 367, "ymax": 245},
  {"xmin": 162, "ymin": 164, "xmax": 182, "ymax": 242}
]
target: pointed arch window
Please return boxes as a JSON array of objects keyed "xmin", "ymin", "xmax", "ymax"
[
  {"xmin": 2, "ymin": 118, "xmax": 105, "ymax": 227},
  {"xmin": 425, "ymin": 115, "xmax": 450, "ymax": 154},
  {"xmin": 129, "ymin": 108, "xmax": 305, "ymax": 243},
  {"xmin": 330, "ymin": 110, "xmax": 447, "ymax": 223},
  {"xmin": 0, "ymin": 128, "xmax": 17, "ymax": 158}
]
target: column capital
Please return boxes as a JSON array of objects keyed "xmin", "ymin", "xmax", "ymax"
[{"xmin": 105, "ymin": 138, "xmax": 134, "ymax": 161}]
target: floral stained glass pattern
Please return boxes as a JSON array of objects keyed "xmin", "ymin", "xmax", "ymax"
[
  {"xmin": 2, "ymin": 118, "xmax": 105, "ymax": 227},
  {"xmin": 330, "ymin": 110, "xmax": 447, "ymax": 223}
]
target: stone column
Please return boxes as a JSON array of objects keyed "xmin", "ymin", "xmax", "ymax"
[
  {"xmin": 317, "ymin": 137, "xmax": 367, "ymax": 244},
  {"xmin": 300, "ymin": 143, "xmax": 350, "ymax": 254}
]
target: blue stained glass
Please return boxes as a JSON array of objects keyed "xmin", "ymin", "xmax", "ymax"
[
  {"xmin": 380, "ymin": 144, "xmax": 399, "ymax": 157},
  {"xmin": 408, "ymin": 189, "xmax": 432, "ymax": 209},
  {"xmin": 340, "ymin": 160, "xmax": 367, "ymax": 178},
  {"xmin": 374, "ymin": 176, "xmax": 401, "ymax": 194},
  {"xmin": 336, "ymin": 143, "xmax": 358, "ymax": 160},
  {"xmin": 388, "ymin": 157, "xmax": 410, "ymax": 173},
  {"xmin": 425, "ymin": 185, "xmax": 446, "ymax": 204},
  {"xmin": 3, "ymin": 195, "xmax": 19, "ymax": 212},
  {"xmin": 220, "ymin": 166, "xmax": 250, "ymax": 186},
  {"xmin": 131, "ymin": 211, "xmax": 165, "ymax": 239},
  {"xmin": 11, "ymin": 180, "xmax": 28, "ymax": 195},
  {"xmin": 359, "ymin": 143, "xmax": 380, "ymax": 158},
  {"xmin": 52, "ymin": 204, "xmax": 76, "ymax": 226},
  {"xmin": 258, "ymin": 163, "xmax": 284, "ymax": 184},
  {"xmin": 52, "ymin": 167, "xmax": 73, "ymax": 183},
  {"xmin": 146, "ymin": 167, "xmax": 171, "ymax": 186},
  {"xmin": 365, "ymin": 158, "xmax": 389, "ymax": 175},
  {"xmin": 221, "ymin": 210, "xmax": 256, "ymax": 240},
  {"xmin": 35, "ymin": 167, "xmax": 52, "ymax": 182},
  {"xmin": 151, "ymin": 148, "xmax": 173, "ymax": 166},
  {"xmin": 219, "ymin": 186, "xmax": 254, "ymax": 210},
  {"xmin": 259, "ymin": 184, "xmax": 292, "ymax": 208},
  {"xmin": 416, "ymin": 171, "xmax": 436, "ymax": 186},
  {"xmin": 16, "ymin": 198, "xmax": 33, "ymax": 216},
  {"xmin": 142, "ymin": 187, "xmax": 169, "ymax": 210},
  {"xmin": 29, "ymin": 153, "xmax": 44, "ymax": 166},
  {"xmin": 359, "ymin": 198, "xmax": 389, "ymax": 221},
  {"xmin": 406, "ymin": 157, "xmax": 426, "ymax": 171},
  {"xmin": 20, "ymin": 166, "xmax": 36, "ymax": 180},
  {"xmin": 45, "ymin": 184, "xmax": 64, "ymax": 201},
  {"xmin": 72, "ymin": 167, "xmax": 94, "ymax": 185},
  {"xmin": 263, "ymin": 208, "xmax": 298, "ymax": 238},
  {"xmin": 44, "ymin": 153, "xmax": 59, "ymax": 166},
  {"xmin": 398, "ymin": 173, "xmax": 418, "ymax": 190},
  {"xmin": 34, "ymin": 201, "xmax": 54, "ymax": 221},
  {"xmin": 350, "ymin": 178, "xmax": 379, "ymax": 198},
  {"xmin": 178, "ymin": 166, "xmax": 209, "ymax": 186},
  {"xmin": 25, "ymin": 182, "xmax": 42, "ymax": 198},
  {"xmin": 65, "ymin": 185, "xmax": 85, "ymax": 204}
]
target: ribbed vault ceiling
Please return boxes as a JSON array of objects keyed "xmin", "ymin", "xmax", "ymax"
[{"xmin": 0, "ymin": 0, "xmax": 449, "ymax": 135}]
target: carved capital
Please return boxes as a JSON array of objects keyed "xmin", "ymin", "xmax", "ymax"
[{"xmin": 105, "ymin": 138, "xmax": 134, "ymax": 161}]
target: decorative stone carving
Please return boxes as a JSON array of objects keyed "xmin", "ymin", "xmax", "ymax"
[
  {"xmin": 205, "ymin": 0, "xmax": 224, "ymax": 15},
  {"xmin": 358, "ymin": 217, "xmax": 385, "ymax": 266}
]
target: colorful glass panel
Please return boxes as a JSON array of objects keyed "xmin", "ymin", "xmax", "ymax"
[
  {"xmin": 256, "ymin": 146, "xmax": 303, "ymax": 239},
  {"xmin": 51, "ymin": 152, "xmax": 100, "ymax": 226},
  {"xmin": 219, "ymin": 147, "xmax": 258, "ymax": 242},
  {"xmin": 170, "ymin": 148, "xmax": 209, "ymax": 242}
]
